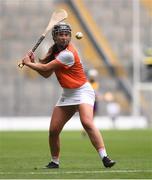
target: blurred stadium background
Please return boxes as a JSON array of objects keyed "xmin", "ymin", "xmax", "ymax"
[{"xmin": 0, "ymin": 0, "xmax": 152, "ymax": 130}]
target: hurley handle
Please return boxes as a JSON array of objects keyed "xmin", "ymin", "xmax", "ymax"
[{"xmin": 18, "ymin": 35, "xmax": 45, "ymax": 68}]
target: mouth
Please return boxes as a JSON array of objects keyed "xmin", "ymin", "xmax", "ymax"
[
  {"xmin": 57, "ymin": 41, "xmax": 68, "ymax": 49},
  {"xmin": 60, "ymin": 40, "xmax": 68, "ymax": 46},
  {"xmin": 62, "ymin": 39, "xmax": 68, "ymax": 43}
]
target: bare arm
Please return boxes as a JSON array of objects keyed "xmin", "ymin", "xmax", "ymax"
[
  {"xmin": 37, "ymin": 69, "xmax": 53, "ymax": 78},
  {"xmin": 23, "ymin": 50, "xmax": 58, "ymax": 78},
  {"xmin": 37, "ymin": 57, "xmax": 53, "ymax": 78},
  {"xmin": 22, "ymin": 55, "xmax": 61, "ymax": 78}
]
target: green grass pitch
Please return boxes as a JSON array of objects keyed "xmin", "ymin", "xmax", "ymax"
[{"xmin": 0, "ymin": 129, "xmax": 152, "ymax": 179}]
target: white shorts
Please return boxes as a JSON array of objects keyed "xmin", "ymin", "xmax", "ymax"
[{"xmin": 56, "ymin": 82, "xmax": 95, "ymax": 107}]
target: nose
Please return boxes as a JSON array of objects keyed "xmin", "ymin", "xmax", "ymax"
[{"xmin": 61, "ymin": 34, "xmax": 67, "ymax": 39}]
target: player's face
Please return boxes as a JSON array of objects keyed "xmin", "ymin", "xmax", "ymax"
[{"xmin": 54, "ymin": 31, "xmax": 71, "ymax": 49}]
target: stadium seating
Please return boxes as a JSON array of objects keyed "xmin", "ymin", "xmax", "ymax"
[{"xmin": 0, "ymin": 0, "xmax": 151, "ymax": 122}]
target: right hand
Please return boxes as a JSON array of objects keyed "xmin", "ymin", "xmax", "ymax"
[
  {"xmin": 27, "ymin": 50, "xmax": 35, "ymax": 63},
  {"xmin": 22, "ymin": 55, "xmax": 32, "ymax": 65}
]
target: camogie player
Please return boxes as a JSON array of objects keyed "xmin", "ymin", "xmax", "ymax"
[{"xmin": 22, "ymin": 22, "xmax": 116, "ymax": 169}]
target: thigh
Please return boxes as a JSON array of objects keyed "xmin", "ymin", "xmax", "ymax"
[
  {"xmin": 78, "ymin": 104, "xmax": 94, "ymax": 126},
  {"xmin": 49, "ymin": 105, "xmax": 77, "ymax": 133}
]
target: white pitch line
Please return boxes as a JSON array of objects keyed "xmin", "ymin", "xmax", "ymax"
[{"xmin": 0, "ymin": 169, "xmax": 152, "ymax": 175}]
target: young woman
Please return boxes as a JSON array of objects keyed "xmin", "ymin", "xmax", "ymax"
[{"xmin": 22, "ymin": 22, "xmax": 116, "ymax": 169}]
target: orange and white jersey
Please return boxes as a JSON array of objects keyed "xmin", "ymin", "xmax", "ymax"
[{"xmin": 54, "ymin": 43, "xmax": 87, "ymax": 89}]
